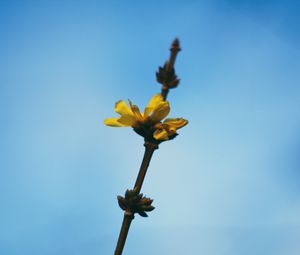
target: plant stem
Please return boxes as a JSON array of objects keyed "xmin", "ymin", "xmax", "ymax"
[
  {"xmin": 114, "ymin": 212, "xmax": 133, "ymax": 255},
  {"xmin": 114, "ymin": 142, "xmax": 158, "ymax": 255},
  {"xmin": 134, "ymin": 142, "xmax": 158, "ymax": 193},
  {"xmin": 161, "ymin": 38, "xmax": 181, "ymax": 101},
  {"xmin": 161, "ymin": 87, "xmax": 169, "ymax": 101}
]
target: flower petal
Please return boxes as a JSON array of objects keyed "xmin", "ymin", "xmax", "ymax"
[
  {"xmin": 104, "ymin": 117, "xmax": 127, "ymax": 127},
  {"xmin": 150, "ymin": 101, "xmax": 170, "ymax": 123},
  {"xmin": 115, "ymin": 100, "xmax": 133, "ymax": 116},
  {"xmin": 163, "ymin": 118, "xmax": 188, "ymax": 129},
  {"xmin": 117, "ymin": 114, "xmax": 136, "ymax": 126},
  {"xmin": 153, "ymin": 128, "xmax": 169, "ymax": 140},
  {"xmin": 144, "ymin": 94, "xmax": 164, "ymax": 118},
  {"xmin": 128, "ymin": 100, "xmax": 143, "ymax": 121}
]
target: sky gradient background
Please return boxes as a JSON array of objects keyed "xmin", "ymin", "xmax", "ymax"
[{"xmin": 0, "ymin": 1, "xmax": 300, "ymax": 254}]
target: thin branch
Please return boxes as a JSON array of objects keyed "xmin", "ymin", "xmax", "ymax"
[
  {"xmin": 114, "ymin": 142, "xmax": 158, "ymax": 255},
  {"xmin": 161, "ymin": 38, "xmax": 181, "ymax": 100}
]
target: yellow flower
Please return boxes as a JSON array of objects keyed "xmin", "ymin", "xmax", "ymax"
[{"xmin": 104, "ymin": 94, "xmax": 188, "ymax": 141}]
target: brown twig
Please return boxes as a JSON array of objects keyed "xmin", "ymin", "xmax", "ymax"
[
  {"xmin": 114, "ymin": 142, "xmax": 158, "ymax": 255},
  {"xmin": 114, "ymin": 213, "xmax": 134, "ymax": 255},
  {"xmin": 134, "ymin": 141, "xmax": 158, "ymax": 193},
  {"xmin": 160, "ymin": 38, "xmax": 181, "ymax": 100}
]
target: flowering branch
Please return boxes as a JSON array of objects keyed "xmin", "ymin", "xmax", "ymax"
[{"xmin": 104, "ymin": 39, "xmax": 186, "ymax": 255}]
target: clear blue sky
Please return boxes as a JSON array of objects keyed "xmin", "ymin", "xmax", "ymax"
[{"xmin": 0, "ymin": 1, "xmax": 299, "ymax": 254}]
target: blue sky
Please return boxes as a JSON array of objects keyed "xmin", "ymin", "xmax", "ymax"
[{"xmin": 0, "ymin": 1, "xmax": 299, "ymax": 254}]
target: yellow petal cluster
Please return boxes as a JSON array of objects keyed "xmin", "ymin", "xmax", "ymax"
[
  {"xmin": 153, "ymin": 118, "xmax": 188, "ymax": 140},
  {"xmin": 104, "ymin": 94, "xmax": 188, "ymax": 141}
]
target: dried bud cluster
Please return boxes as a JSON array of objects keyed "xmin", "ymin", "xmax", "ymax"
[
  {"xmin": 156, "ymin": 63, "xmax": 180, "ymax": 89},
  {"xmin": 117, "ymin": 188, "xmax": 155, "ymax": 217},
  {"xmin": 156, "ymin": 38, "xmax": 181, "ymax": 92}
]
